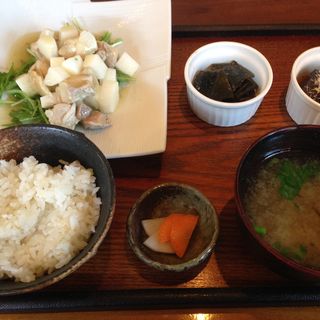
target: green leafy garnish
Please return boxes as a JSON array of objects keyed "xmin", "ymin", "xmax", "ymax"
[
  {"xmin": 0, "ymin": 56, "xmax": 35, "ymax": 96},
  {"xmin": 5, "ymin": 89, "xmax": 48, "ymax": 125},
  {"xmin": 254, "ymin": 225, "xmax": 267, "ymax": 236},
  {"xmin": 0, "ymin": 66, "xmax": 17, "ymax": 96},
  {"xmin": 100, "ymin": 31, "xmax": 123, "ymax": 47},
  {"xmin": 273, "ymin": 242, "xmax": 307, "ymax": 262},
  {"xmin": 116, "ymin": 69, "xmax": 134, "ymax": 85},
  {"xmin": 99, "ymin": 32, "xmax": 133, "ymax": 85},
  {"xmin": 278, "ymin": 159, "xmax": 320, "ymax": 200},
  {"xmin": 0, "ymin": 56, "xmax": 48, "ymax": 126}
]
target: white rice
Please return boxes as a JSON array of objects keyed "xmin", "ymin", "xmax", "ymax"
[{"xmin": 0, "ymin": 156, "xmax": 101, "ymax": 282}]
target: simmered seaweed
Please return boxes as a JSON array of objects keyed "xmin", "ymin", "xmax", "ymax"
[
  {"xmin": 192, "ymin": 60, "xmax": 258, "ymax": 103},
  {"xmin": 301, "ymin": 69, "xmax": 320, "ymax": 103}
]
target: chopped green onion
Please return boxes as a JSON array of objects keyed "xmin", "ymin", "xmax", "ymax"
[
  {"xmin": 273, "ymin": 242, "xmax": 307, "ymax": 262},
  {"xmin": 254, "ymin": 225, "xmax": 267, "ymax": 236},
  {"xmin": 278, "ymin": 159, "xmax": 320, "ymax": 200}
]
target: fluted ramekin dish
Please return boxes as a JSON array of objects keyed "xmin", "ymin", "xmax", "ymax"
[
  {"xmin": 184, "ymin": 41, "xmax": 273, "ymax": 127},
  {"xmin": 286, "ymin": 46, "xmax": 320, "ymax": 124}
]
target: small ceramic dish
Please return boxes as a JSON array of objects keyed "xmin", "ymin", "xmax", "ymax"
[
  {"xmin": 286, "ymin": 46, "xmax": 320, "ymax": 124},
  {"xmin": 127, "ymin": 183, "xmax": 219, "ymax": 272},
  {"xmin": 184, "ymin": 41, "xmax": 273, "ymax": 127}
]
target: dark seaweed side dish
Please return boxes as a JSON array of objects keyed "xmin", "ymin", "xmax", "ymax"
[
  {"xmin": 245, "ymin": 156, "xmax": 320, "ymax": 269},
  {"xmin": 301, "ymin": 69, "xmax": 320, "ymax": 103},
  {"xmin": 192, "ymin": 60, "xmax": 258, "ymax": 103}
]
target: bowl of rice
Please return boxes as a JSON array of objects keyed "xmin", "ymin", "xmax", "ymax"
[{"xmin": 0, "ymin": 124, "xmax": 115, "ymax": 295}]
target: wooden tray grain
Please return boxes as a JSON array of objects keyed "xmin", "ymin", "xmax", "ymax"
[
  {"xmin": 171, "ymin": 0, "xmax": 320, "ymax": 28},
  {"xmin": 2, "ymin": 32, "xmax": 320, "ymax": 311}
]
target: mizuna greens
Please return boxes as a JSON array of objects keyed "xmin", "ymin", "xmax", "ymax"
[{"xmin": 0, "ymin": 57, "xmax": 49, "ymax": 125}]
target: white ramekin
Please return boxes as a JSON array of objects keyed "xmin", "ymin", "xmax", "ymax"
[
  {"xmin": 286, "ymin": 47, "xmax": 320, "ymax": 124},
  {"xmin": 184, "ymin": 41, "xmax": 273, "ymax": 127}
]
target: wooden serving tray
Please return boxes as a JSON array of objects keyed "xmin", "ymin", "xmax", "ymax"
[{"xmin": 2, "ymin": 29, "xmax": 320, "ymax": 312}]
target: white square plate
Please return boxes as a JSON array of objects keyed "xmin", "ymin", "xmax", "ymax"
[{"xmin": 0, "ymin": 0, "xmax": 171, "ymax": 158}]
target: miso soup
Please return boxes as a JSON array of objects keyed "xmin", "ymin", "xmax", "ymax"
[{"xmin": 245, "ymin": 156, "xmax": 320, "ymax": 269}]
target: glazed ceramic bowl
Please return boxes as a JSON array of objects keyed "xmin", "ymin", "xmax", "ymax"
[
  {"xmin": 0, "ymin": 124, "xmax": 115, "ymax": 295},
  {"xmin": 127, "ymin": 183, "xmax": 219, "ymax": 272},
  {"xmin": 184, "ymin": 41, "xmax": 273, "ymax": 127},
  {"xmin": 286, "ymin": 46, "xmax": 320, "ymax": 124},
  {"xmin": 235, "ymin": 125, "xmax": 320, "ymax": 280}
]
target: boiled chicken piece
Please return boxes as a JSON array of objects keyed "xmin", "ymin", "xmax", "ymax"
[
  {"xmin": 56, "ymin": 75, "xmax": 95, "ymax": 104},
  {"xmin": 58, "ymin": 24, "xmax": 79, "ymax": 46},
  {"xmin": 76, "ymin": 101, "xmax": 92, "ymax": 120},
  {"xmin": 29, "ymin": 42, "xmax": 42, "ymax": 60},
  {"xmin": 29, "ymin": 59, "xmax": 49, "ymax": 78},
  {"xmin": 96, "ymin": 41, "xmax": 118, "ymax": 68},
  {"xmin": 58, "ymin": 38, "xmax": 78, "ymax": 58},
  {"xmin": 40, "ymin": 92, "xmax": 61, "ymax": 109},
  {"xmin": 65, "ymin": 74, "xmax": 95, "ymax": 88},
  {"xmin": 61, "ymin": 103, "xmax": 80, "ymax": 129},
  {"xmin": 81, "ymin": 67, "xmax": 99, "ymax": 87},
  {"xmin": 45, "ymin": 103, "xmax": 79, "ymax": 129},
  {"xmin": 28, "ymin": 70, "xmax": 51, "ymax": 96},
  {"xmin": 76, "ymin": 31, "xmax": 98, "ymax": 56},
  {"xmin": 36, "ymin": 33, "xmax": 58, "ymax": 61},
  {"xmin": 81, "ymin": 111, "xmax": 111, "ymax": 129},
  {"xmin": 29, "ymin": 31, "xmax": 58, "ymax": 61}
]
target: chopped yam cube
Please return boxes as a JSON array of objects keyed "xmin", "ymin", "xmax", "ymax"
[
  {"xmin": 37, "ymin": 34, "xmax": 58, "ymax": 60},
  {"xmin": 40, "ymin": 29, "xmax": 55, "ymax": 37},
  {"xmin": 104, "ymin": 68, "xmax": 117, "ymax": 82},
  {"xmin": 44, "ymin": 66, "xmax": 69, "ymax": 86},
  {"xmin": 76, "ymin": 30, "xmax": 98, "ymax": 56},
  {"xmin": 97, "ymin": 80, "xmax": 119, "ymax": 113},
  {"xmin": 115, "ymin": 52, "xmax": 139, "ymax": 77},
  {"xmin": 59, "ymin": 24, "xmax": 79, "ymax": 44},
  {"xmin": 83, "ymin": 54, "xmax": 108, "ymax": 80},
  {"xmin": 62, "ymin": 55, "xmax": 83, "ymax": 75},
  {"xmin": 15, "ymin": 73, "xmax": 37, "ymax": 97}
]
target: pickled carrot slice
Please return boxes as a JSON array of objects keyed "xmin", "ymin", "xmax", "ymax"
[
  {"xmin": 158, "ymin": 213, "xmax": 199, "ymax": 257},
  {"xmin": 158, "ymin": 214, "xmax": 175, "ymax": 243}
]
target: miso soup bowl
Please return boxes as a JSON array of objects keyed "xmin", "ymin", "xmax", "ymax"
[
  {"xmin": 286, "ymin": 46, "xmax": 320, "ymax": 124},
  {"xmin": 184, "ymin": 41, "xmax": 273, "ymax": 127},
  {"xmin": 235, "ymin": 125, "xmax": 320, "ymax": 281}
]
